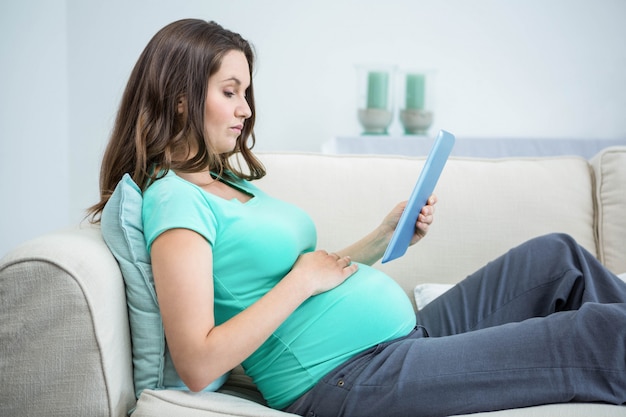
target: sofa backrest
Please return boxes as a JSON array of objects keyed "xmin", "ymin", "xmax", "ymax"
[{"xmin": 256, "ymin": 152, "xmax": 605, "ymax": 304}]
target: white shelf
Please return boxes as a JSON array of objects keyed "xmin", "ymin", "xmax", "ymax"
[{"xmin": 322, "ymin": 136, "xmax": 626, "ymax": 159}]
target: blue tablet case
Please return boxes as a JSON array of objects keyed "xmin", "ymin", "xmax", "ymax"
[{"xmin": 381, "ymin": 130, "xmax": 455, "ymax": 263}]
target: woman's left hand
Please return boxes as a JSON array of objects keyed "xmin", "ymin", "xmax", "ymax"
[
  {"xmin": 334, "ymin": 194, "xmax": 437, "ymax": 266},
  {"xmin": 382, "ymin": 194, "xmax": 437, "ymax": 246}
]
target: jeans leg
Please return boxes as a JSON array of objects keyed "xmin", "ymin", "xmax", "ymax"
[
  {"xmin": 288, "ymin": 304, "xmax": 626, "ymax": 417},
  {"xmin": 417, "ymin": 233, "xmax": 626, "ymax": 337}
]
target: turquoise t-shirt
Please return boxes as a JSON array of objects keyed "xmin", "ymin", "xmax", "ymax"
[{"xmin": 142, "ymin": 170, "xmax": 416, "ymax": 409}]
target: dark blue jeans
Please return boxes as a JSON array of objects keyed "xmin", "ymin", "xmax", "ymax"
[{"xmin": 284, "ymin": 234, "xmax": 626, "ymax": 417}]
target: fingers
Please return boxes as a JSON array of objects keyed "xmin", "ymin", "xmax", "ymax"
[
  {"xmin": 417, "ymin": 194, "xmax": 437, "ymax": 224},
  {"xmin": 410, "ymin": 196, "xmax": 436, "ymax": 243},
  {"xmin": 340, "ymin": 256, "xmax": 359, "ymax": 277},
  {"xmin": 329, "ymin": 252, "xmax": 353, "ymax": 268},
  {"xmin": 418, "ymin": 206, "xmax": 434, "ymax": 224},
  {"xmin": 298, "ymin": 251, "xmax": 358, "ymax": 296},
  {"xmin": 317, "ymin": 251, "xmax": 359, "ymax": 294}
]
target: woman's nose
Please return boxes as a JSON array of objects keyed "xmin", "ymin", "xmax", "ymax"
[{"xmin": 237, "ymin": 99, "xmax": 252, "ymax": 119}]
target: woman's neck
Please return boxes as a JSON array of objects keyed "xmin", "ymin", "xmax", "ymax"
[
  {"xmin": 174, "ymin": 170, "xmax": 215, "ymax": 187},
  {"xmin": 174, "ymin": 169, "xmax": 252, "ymax": 204}
]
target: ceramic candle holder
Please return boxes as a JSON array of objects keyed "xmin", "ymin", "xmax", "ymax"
[
  {"xmin": 356, "ymin": 66, "xmax": 394, "ymax": 135},
  {"xmin": 399, "ymin": 109, "xmax": 433, "ymax": 135},
  {"xmin": 358, "ymin": 108, "xmax": 394, "ymax": 135},
  {"xmin": 397, "ymin": 70, "xmax": 435, "ymax": 135}
]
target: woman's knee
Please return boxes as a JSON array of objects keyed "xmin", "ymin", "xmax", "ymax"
[
  {"xmin": 528, "ymin": 233, "xmax": 579, "ymax": 256},
  {"xmin": 539, "ymin": 232, "xmax": 576, "ymax": 245}
]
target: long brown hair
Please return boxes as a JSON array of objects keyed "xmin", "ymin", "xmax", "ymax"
[{"xmin": 88, "ymin": 19, "xmax": 265, "ymax": 222}]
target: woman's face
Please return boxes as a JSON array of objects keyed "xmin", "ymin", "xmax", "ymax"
[{"xmin": 204, "ymin": 50, "xmax": 252, "ymax": 154}]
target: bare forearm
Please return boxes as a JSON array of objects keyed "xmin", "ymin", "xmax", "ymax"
[
  {"xmin": 335, "ymin": 225, "xmax": 391, "ymax": 266},
  {"xmin": 336, "ymin": 197, "xmax": 436, "ymax": 266},
  {"xmin": 178, "ymin": 271, "xmax": 311, "ymax": 390},
  {"xmin": 208, "ymin": 272, "xmax": 310, "ymax": 363}
]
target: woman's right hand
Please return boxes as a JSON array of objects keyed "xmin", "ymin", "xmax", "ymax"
[{"xmin": 291, "ymin": 250, "xmax": 359, "ymax": 296}]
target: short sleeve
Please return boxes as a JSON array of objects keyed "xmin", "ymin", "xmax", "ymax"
[{"xmin": 142, "ymin": 173, "xmax": 218, "ymax": 252}]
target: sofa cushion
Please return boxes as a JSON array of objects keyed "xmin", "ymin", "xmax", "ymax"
[
  {"xmin": 133, "ymin": 389, "xmax": 298, "ymax": 417},
  {"xmin": 101, "ymin": 174, "xmax": 227, "ymax": 398},
  {"xmin": 413, "ymin": 283, "xmax": 453, "ymax": 310}
]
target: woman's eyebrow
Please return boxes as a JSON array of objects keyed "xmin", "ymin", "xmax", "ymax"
[
  {"xmin": 221, "ymin": 76, "xmax": 243, "ymax": 85},
  {"xmin": 219, "ymin": 76, "xmax": 250, "ymax": 90}
]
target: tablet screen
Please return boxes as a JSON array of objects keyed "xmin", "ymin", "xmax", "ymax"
[{"xmin": 381, "ymin": 130, "xmax": 455, "ymax": 263}]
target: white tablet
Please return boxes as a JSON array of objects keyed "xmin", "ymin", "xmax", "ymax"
[{"xmin": 381, "ymin": 130, "xmax": 455, "ymax": 263}]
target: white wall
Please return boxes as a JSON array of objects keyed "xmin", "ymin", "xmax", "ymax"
[
  {"xmin": 2, "ymin": 0, "xmax": 626, "ymax": 257},
  {"xmin": 1, "ymin": 1, "xmax": 70, "ymax": 257}
]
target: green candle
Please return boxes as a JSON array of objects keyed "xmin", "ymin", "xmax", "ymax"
[
  {"xmin": 405, "ymin": 73, "xmax": 425, "ymax": 110},
  {"xmin": 366, "ymin": 71, "xmax": 389, "ymax": 109}
]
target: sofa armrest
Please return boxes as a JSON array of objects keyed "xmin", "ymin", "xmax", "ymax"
[
  {"xmin": 0, "ymin": 225, "xmax": 135, "ymax": 417},
  {"xmin": 591, "ymin": 146, "xmax": 626, "ymax": 274}
]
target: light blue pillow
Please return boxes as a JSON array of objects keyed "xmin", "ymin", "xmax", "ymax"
[{"xmin": 101, "ymin": 173, "xmax": 228, "ymax": 398}]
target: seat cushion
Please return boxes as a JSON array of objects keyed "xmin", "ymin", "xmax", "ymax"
[{"xmin": 132, "ymin": 389, "xmax": 297, "ymax": 417}]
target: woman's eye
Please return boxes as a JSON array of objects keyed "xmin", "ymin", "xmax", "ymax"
[{"xmin": 224, "ymin": 90, "xmax": 235, "ymax": 98}]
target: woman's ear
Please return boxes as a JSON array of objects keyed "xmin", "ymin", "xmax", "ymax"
[{"xmin": 177, "ymin": 97, "xmax": 187, "ymax": 114}]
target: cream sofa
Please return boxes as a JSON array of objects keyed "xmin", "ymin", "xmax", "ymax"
[{"xmin": 1, "ymin": 148, "xmax": 625, "ymax": 417}]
